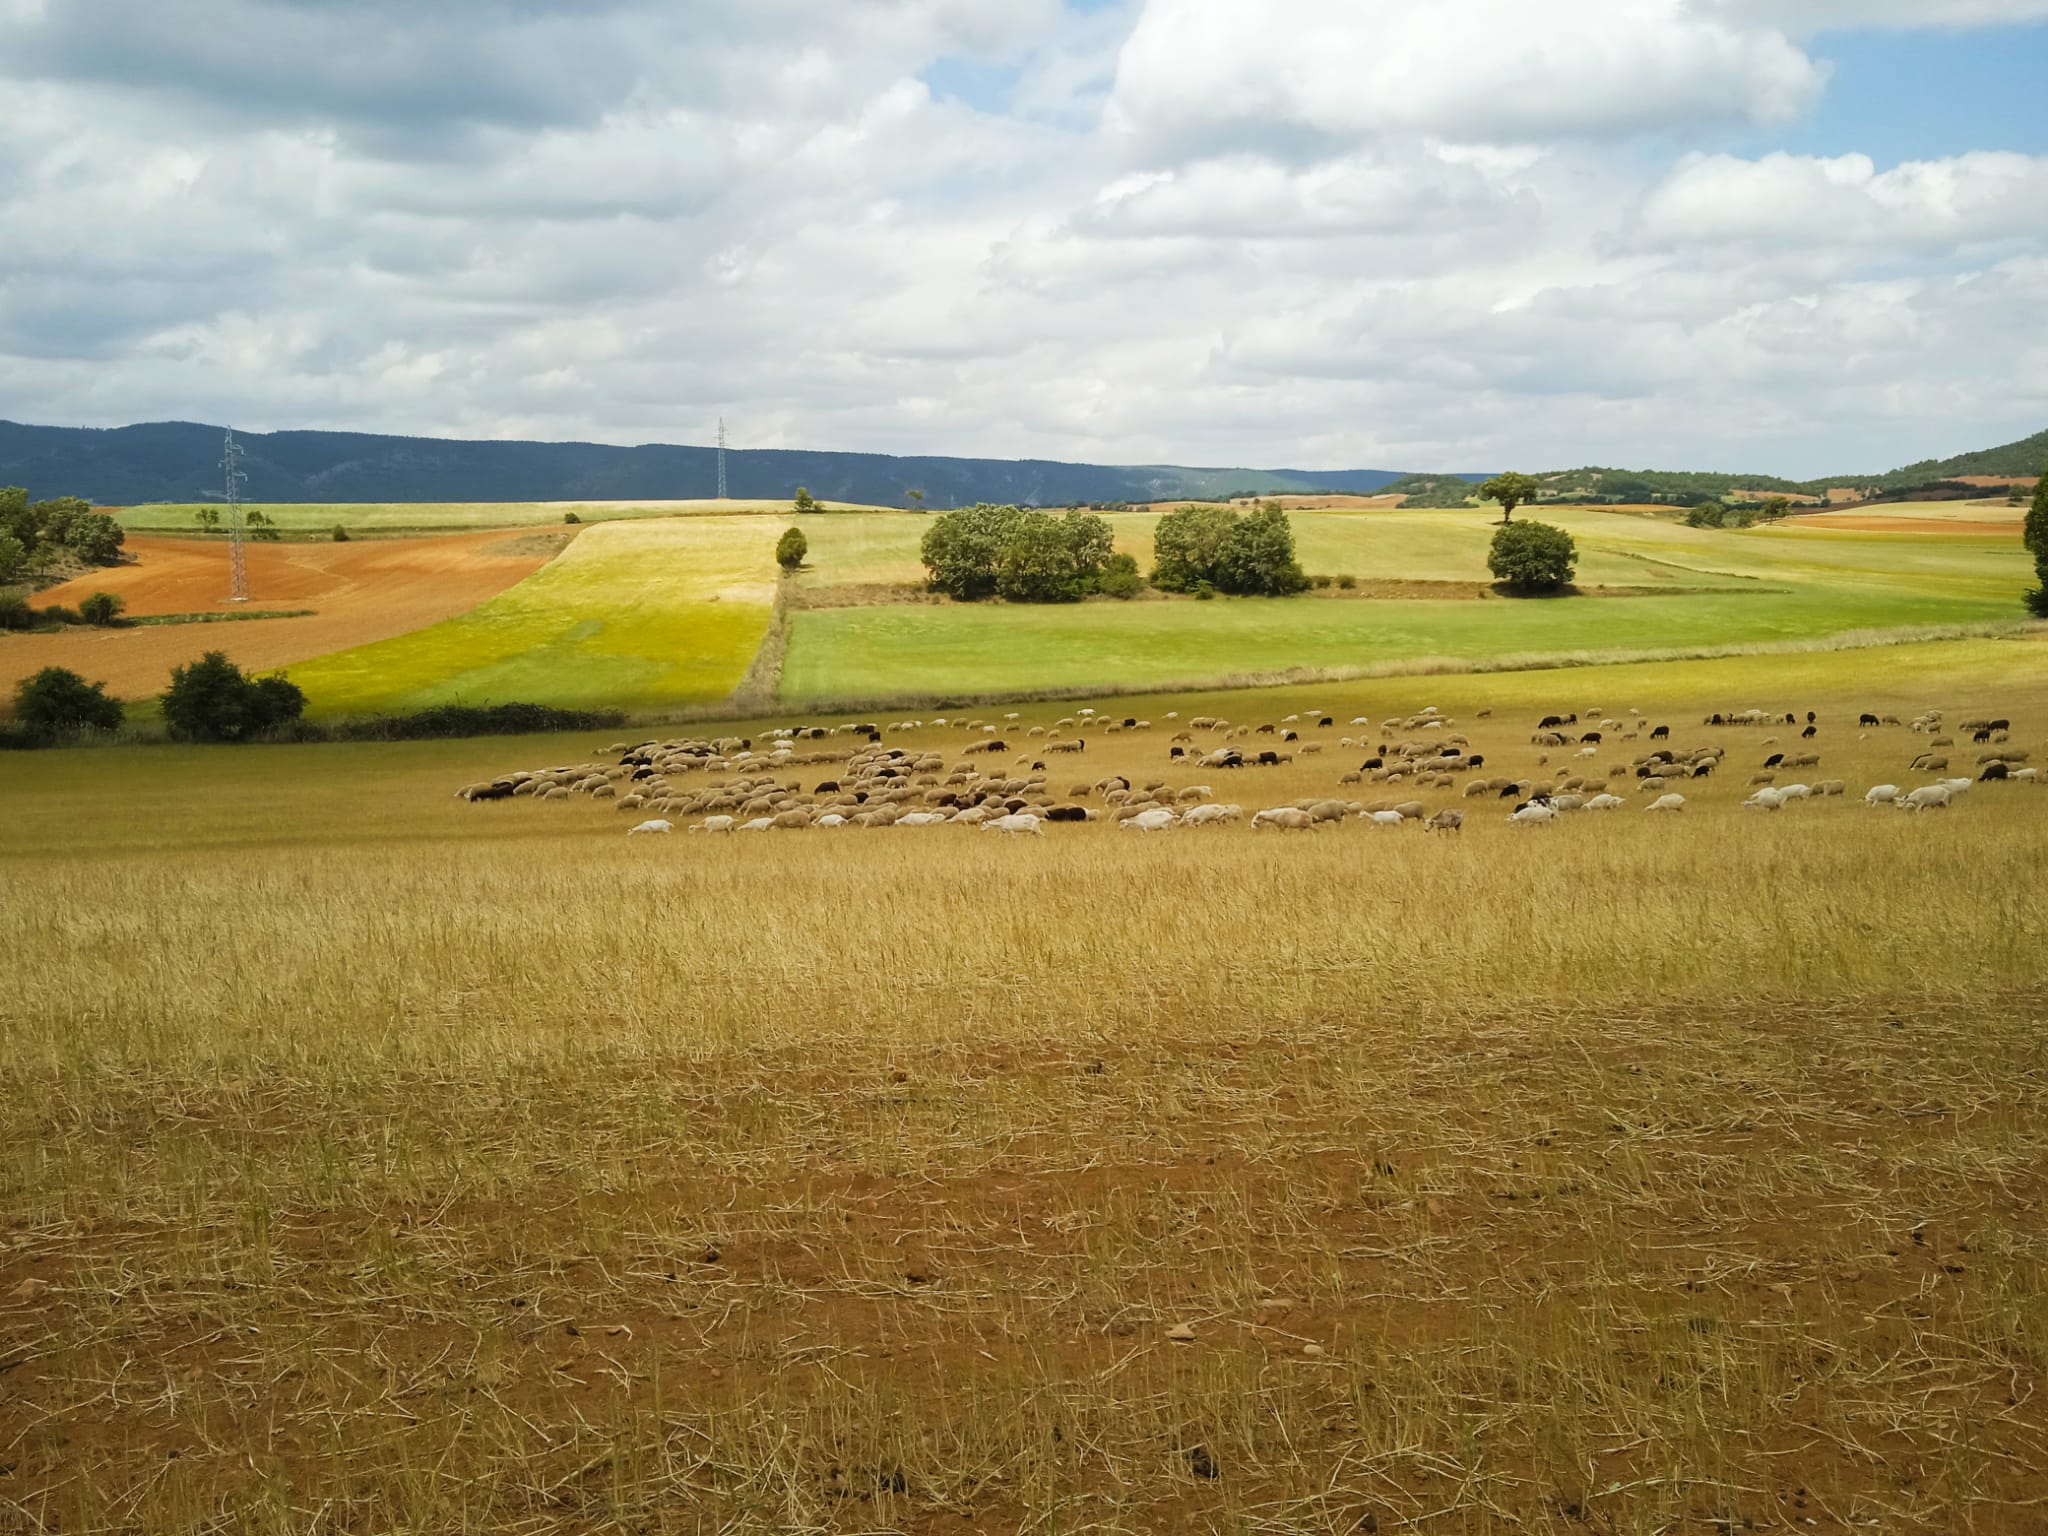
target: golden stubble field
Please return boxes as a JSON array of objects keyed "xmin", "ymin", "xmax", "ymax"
[{"xmin": 3, "ymin": 660, "xmax": 2047, "ymax": 1534}]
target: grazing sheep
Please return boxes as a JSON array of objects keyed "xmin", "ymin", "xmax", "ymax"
[
  {"xmin": 1182, "ymin": 803, "xmax": 1242, "ymax": 826},
  {"xmin": 693, "ymin": 815, "xmax": 736, "ymax": 833},
  {"xmin": 737, "ymin": 817, "xmax": 774, "ymax": 832},
  {"xmin": 1901, "ymin": 784, "xmax": 1952, "ymax": 812},
  {"xmin": 626, "ymin": 818, "xmax": 673, "ymax": 835},
  {"xmin": 1778, "ymin": 783, "xmax": 1811, "ymax": 800},
  {"xmin": 1510, "ymin": 802, "xmax": 1558, "ymax": 824},
  {"xmin": 814, "ymin": 813, "xmax": 848, "ymax": 828},
  {"xmin": 1423, "ymin": 809, "xmax": 1464, "ymax": 834},
  {"xmin": 1366, "ymin": 810, "xmax": 1407, "ymax": 827},
  {"xmin": 1646, "ymin": 794, "xmax": 1686, "ymax": 813},
  {"xmin": 1744, "ymin": 788, "xmax": 1786, "ymax": 811},
  {"xmin": 1583, "ymin": 793, "xmax": 1624, "ymax": 811},
  {"xmin": 981, "ymin": 813, "xmax": 1045, "ymax": 836},
  {"xmin": 1122, "ymin": 808, "xmax": 1177, "ymax": 832},
  {"xmin": 1252, "ymin": 807, "xmax": 1315, "ymax": 830}
]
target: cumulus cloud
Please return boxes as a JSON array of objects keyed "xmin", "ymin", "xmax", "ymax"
[
  {"xmin": 1104, "ymin": 0, "xmax": 1825, "ymax": 163},
  {"xmin": 0, "ymin": 0, "xmax": 2042, "ymax": 476},
  {"xmin": 1637, "ymin": 151, "xmax": 2048, "ymax": 250}
]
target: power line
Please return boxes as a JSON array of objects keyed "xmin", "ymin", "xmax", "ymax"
[
  {"xmin": 221, "ymin": 429, "xmax": 249, "ymax": 603},
  {"xmin": 716, "ymin": 416, "xmax": 728, "ymax": 500}
]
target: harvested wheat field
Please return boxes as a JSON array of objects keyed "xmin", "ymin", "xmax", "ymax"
[
  {"xmin": 4, "ymin": 652, "xmax": 2048, "ymax": 1533},
  {"xmin": 0, "ymin": 531, "xmax": 564, "ymax": 705}
]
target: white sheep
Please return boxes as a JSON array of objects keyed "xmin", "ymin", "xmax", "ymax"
[
  {"xmin": 1778, "ymin": 784, "xmax": 1811, "ymax": 800},
  {"xmin": 815, "ymin": 813, "xmax": 847, "ymax": 828},
  {"xmin": 1122, "ymin": 808, "xmax": 1177, "ymax": 832},
  {"xmin": 737, "ymin": 817, "xmax": 774, "ymax": 832},
  {"xmin": 1902, "ymin": 784, "xmax": 1952, "ymax": 811},
  {"xmin": 1744, "ymin": 788, "xmax": 1786, "ymax": 811},
  {"xmin": 1252, "ymin": 807, "xmax": 1315, "ymax": 830},
  {"xmin": 1510, "ymin": 802, "xmax": 1558, "ymax": 824},
  {"xmin": 981, "ymin": 813, "xmax": 1045, "ymax": 836},
  {"xmin": 1864, "ymin": 784, "xmax": 1899, "ymax": 806},
  {"xmin": 1181, "ymin": 803, "xmax": 1242, "ymax": 826},
  {"xmin": 1366, "ymin": 810, "xmax": 1407, "ymax": 827},
  {"xmin": 894, "ymin": 811, "xmax": 947, "ymax": 827},
  {"xmin": 626, "ymin": 818, "xmax": 673, "ymax": 835},
  {"xmin": 1646, "ymin": 794, "xmax": 1686, "ymax": 812},
  {"xmin": 693, "ymin": 815, "xmax": 736, "ymax": 833},
  {"xmin": 1584, "ymin": 793, "xmax": 1624, "ymax": 811}
]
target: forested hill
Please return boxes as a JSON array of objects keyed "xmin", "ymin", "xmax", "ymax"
[
  {"xmin": 0, "ymin": 420, "xmax": 1445, "ymax": 508},
  {"xmin": 0, "ymin": 418, "xmax": 2038, "ymax": 508}
]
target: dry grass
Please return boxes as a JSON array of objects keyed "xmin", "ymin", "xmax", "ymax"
[{"xmin": 4, "ymin": 663, "xmax": 2048, "ymax": 1533}]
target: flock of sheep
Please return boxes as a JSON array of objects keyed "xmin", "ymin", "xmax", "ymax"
[{"xmin": 454, "ymin": 700, "xmax": 2033, "ymax": 837}]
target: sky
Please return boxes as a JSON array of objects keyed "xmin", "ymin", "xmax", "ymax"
[{"xmin": 1, "ymin": 1, "xmax": 2046, "ymax": 477}]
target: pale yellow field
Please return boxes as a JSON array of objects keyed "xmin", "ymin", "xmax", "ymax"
[{"xmin": 4, "ymin": 649, "xmax": 2047, "ymax": 1531}]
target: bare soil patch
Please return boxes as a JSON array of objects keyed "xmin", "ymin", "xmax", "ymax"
[{"xmin": 1, "ymin": 530, "xmax": 559, "ymax": 702}]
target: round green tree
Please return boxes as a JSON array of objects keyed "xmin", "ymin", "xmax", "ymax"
[
  {"xmin": 1487, "ymin": 519, "xmax": 1577, "ymax": 594},
  {"xmin": 776, "ymin": 526, "xmax": 808, "ymax": 570},
  {"xmin": 14, "ymin": 666, "xmax": 124, "ymax": 736},
  {"xmin": 77, "ymin": 591, "xmax": 126, "ymax": 626}
]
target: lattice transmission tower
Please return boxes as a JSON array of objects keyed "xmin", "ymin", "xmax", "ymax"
[
  {"xmin": 716, "ymin": 416, "xmax": 729, "ymax": 500},
  {"xmin": 220, "ymin": 429, "xmax": 249, "ymax": 603}
]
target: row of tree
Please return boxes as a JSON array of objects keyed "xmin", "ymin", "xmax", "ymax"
[
  {"xmin": 1149, "ymin": 502, "xmax": 1309, "ymax": 595},
  {"xmin": 0, "ymin": 488, "xmax": 126, "ymax": 583},
  {"xmin": 9, "ymin": 652, "xmax": 305, "ymax": 745}
]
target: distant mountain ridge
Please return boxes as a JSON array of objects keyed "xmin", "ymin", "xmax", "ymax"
[
  {"xmin": 0, "ymin": 420, "xmax": 1466, "ymax": 509},
  {"xmin": 0, "ymin": 418, "xmax": 2038, "ymax": 509}
]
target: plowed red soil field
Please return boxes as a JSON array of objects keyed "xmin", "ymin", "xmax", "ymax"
[{"xmin": 2, "ymin": 531, "xmax": 561, "ymax": 705}]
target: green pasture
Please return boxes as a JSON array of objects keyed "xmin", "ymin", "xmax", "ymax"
[
  {"xmin": 117, "ymin": 499, "xmax": 882, "ymax": 535},
  {"xmin": 778, "ymin": 505, "xmax": 2031, "ymax": 700},
  {"xmin": 284, "ymin": 519, "xmax": 779, "ymax": 715}
]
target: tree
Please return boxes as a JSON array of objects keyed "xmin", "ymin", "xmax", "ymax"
[
  {"xmin": 793, "ymin": 487, "xmax": 819, "ymax": 514},
  {"xmin": 1149, "ymin": 504, "xmax": 1239, "ymax": 592},
  {"xmin": 0, "ymin": 487, "xmax": 30, "ymax": 552},
  {"xmin": 14, "ymin": 666, "xmax": 124, "ymax": 736},
  {"xmin": 1479, "ymin": 471, "xmax": 1541, "ymax": 524},
  {"xmin": 161, "ymin": 651, "xmax": 306, "ymax": 742},
  {"xmin": 1685, "ymin": 501, "xmax": 1728, "ymax": 529},
  {"xmin": 906, "ymin": 489, "xmax": 926, "ymax": 511},
  {"xmin": 1760, "ymin": 496, "xmax": 1793, "ymax": 521},
  {"xmin": 77, "ymin": 591, "xmax": 126, "ymax": 626},
  {"xmin": 1214, "ymin": 502, "xmax": 1309, "ymax": 595},
  {"xmin": 2026, "ymin": 474, "xmax": 2048, "ymax": 616},
  {"xmin": 244, "ymin": 509, "xmax": 281, "ymax": 542},
  {"xmin": 0, "ymin": 531, "xmax": 23, "ymax": 584},
  {"xmin": 1488, "ymin": 520, "xmax": 1577, "ymax": 593},
  {"xmin": 1149, "ymin": 501, "xmax": 1307, "ymax": 595},
  {"xmin": 776, "ymin": 526, "xmax": 808, "ymax": 570},
  {"xmin": 331, "ymin": 524, "xmax": 350, "ymax": 542},
  {"xmin": 996, "ymin": 513, "xmax": 1083, "ymax": 602},
  {"xmin": 920, "ymin": 503, "xmax": 1026, "ymax": 600},
  {"xmin": 195, "ymin": 507, "xmax": 221, "ymax": 530}
]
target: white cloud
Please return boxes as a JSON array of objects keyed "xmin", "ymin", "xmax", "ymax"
[
  {"xmin": 1637, "ymin": 151, "xmax": 2048, "ymax": 250},
  {"xmin": 1710, "ymin": 0, "xmax": 2048, "ymax": 31},
  {"xmin": 1104, "ymin": 0, "xmax": 1825, "ymax": 162},
  {"xmin": 0, "ymin": 0, "xmax": 2043, "ymax": 477}
]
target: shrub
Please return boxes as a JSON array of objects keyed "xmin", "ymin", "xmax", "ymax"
[
  {"xmin": 14, "ymin": 666, "xmax": 124, "ymax": 736},
  {"xmin": 161, "ymin": 651, "xmax": 307, "ymax": 742},
  {"xmin": 77, "ymin": 591, "xmax": 126, "ymax": 626},
  {"xmin": 776, "ymin": 526, "xmax": 808, "ymax": 570},
  {"xmin": 920, "ymin": 505, "xmax": 1116, "ymax": 602},
  {"xmin": 1311, "ymin": 574, "xmax": 1331, "ymax": 589},
  {"xmin": 793, "ymin": 487, "xmax": 819, "ymax": 514},
  {"xmin": 1193, "ymin": 580, "xmax": 1216, "ymax": 601},
  {"xmin": 331, "ymin": 524, "xmax": 350, "ymax": 542},
  {"xmin": 0, "ymin": 592, "xmax": 30, "ymax": 630},
  {"xmin": 563, "ymin": 511, "xmax": 581, "ymax": 525},
  {"xmin": 1336, "ymin": 574, "xmax": 1356, "ymax": 589},
  {"xmin": 1095, "ymin": 551, "xmax": 1145, "ymax": 600},
  {"xmin": 244, "ymin": 509, "xmax": 281, "ymax": 542},
  {"xmin": 0, "ymin": 532, "xmax": 23, "ymax": 584},
  {"xmin": 1487, "ymin": 520, "xmax": 1577, "ymax": 594},
  {"xmin": 37, "ymin": 604, "xmax": 82, "ymax": 626}
]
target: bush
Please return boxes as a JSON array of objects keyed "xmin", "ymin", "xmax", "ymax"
[
  {"xmin": 793, "ymin": 488, "xmax": 819, "ymax": 514},
  {"xmin": 331, "ymin": 524, "xmax": 350, "ymax": 542},
  {"xmin": 161, "ymin": 651, "xmax": 307, "ymax": 742},
  {"xmin": 37, "ymin": 604, "xmax": 82, "ymax": 626},
  {"xmin": 14, "ymin": 666, "xmax": 124, "ymax": 737},
  {"xmin": 0, "ymin": 532, "xmax": 23, "ymax": 584},
  {"xmin": 776, "ymin": 526, "xmax": 808, "ymax": 570},
  {"xmin": 326, "ymin": 703, "xmax": 627, "ymax": 741},
  {"xmin": 1336, "ymin": 574, "xmax": 1356, "ymax": 589},
  {"xmin": 1095, "ymin": 551, "xmax": 1145, "ymax": 600},
  {"xmin": 563, "ymin": 511, "xmax": 581, "ymax": 525},
  {"xmin": 244, "ymin": 509, "xmax": 281, "ymax": 542},
  {"xmin": 1193, "ymin": 580, "xmax": 1215, "ymax": 601},
  {"xmin": 78, "ymin": 591, "xmax": 126, "ymax": 626},
  {"xmin": 0, "ymin": 592, "xmax": 31, "ymax": 630},
  {"xmin": 1487, "ymin": 520, "xmax": 1577, "ymax": 594},
  {"xmin": 1311, "ymin": 574, "xmax": 1332, "ymax": 589}
]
